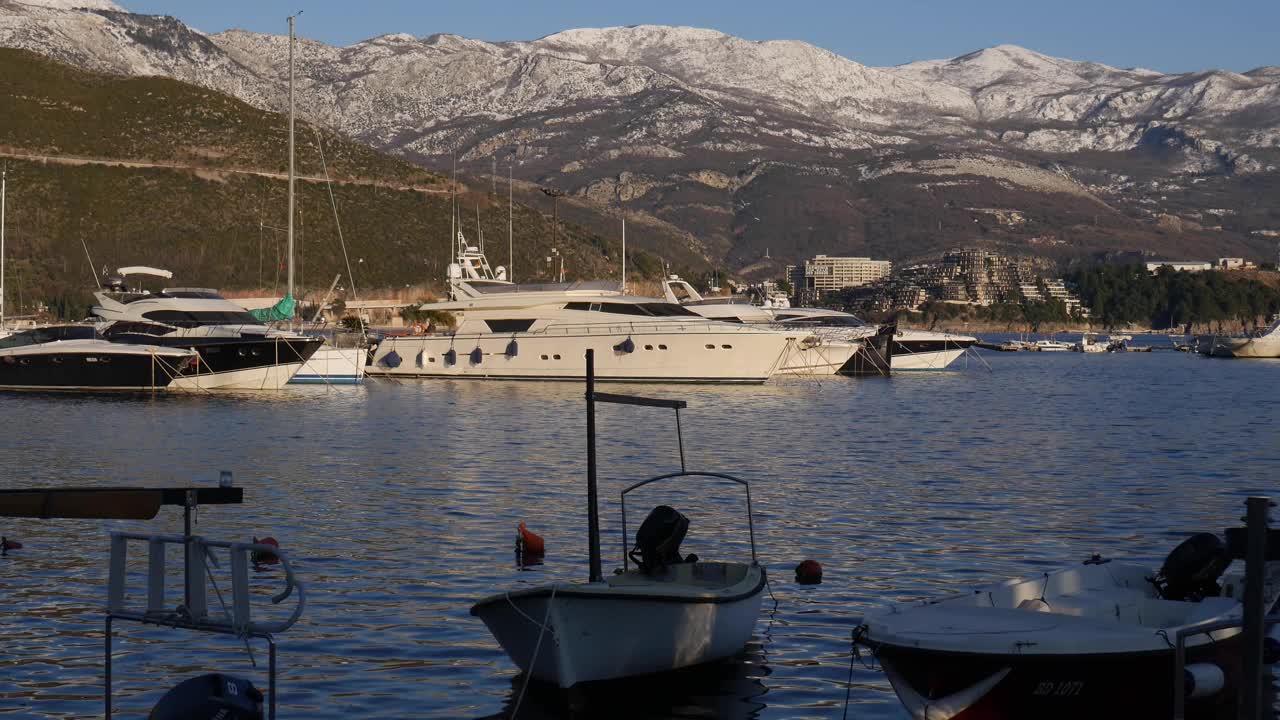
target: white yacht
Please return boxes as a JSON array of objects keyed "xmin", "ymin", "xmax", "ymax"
[
  {"xmin": 91, "ymin": 267, "xmax": 323, "ymax": 390},
  {"xmin": 367, "ymin": 239, "xmax": 811, "ymax": 383},
  {"xmin": 663, "ymin": 278, "xmax": 972, "ymax": 371}
]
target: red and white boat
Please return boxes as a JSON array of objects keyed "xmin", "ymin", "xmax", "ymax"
[{"xmin": 858, "ymin": 534, "xmax": 1279, "ymax": 719}]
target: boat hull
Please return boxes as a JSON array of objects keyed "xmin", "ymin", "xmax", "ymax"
[
  {"xmin": 112, "ymin": 336, "xmax": 324, "ymax": 390},
  {"xmin": 289, "ymin": 346, "xmax": 366, "ymax": 384},
  {"xmin": 472, "ymin": 570, "xmax": 766, "ymax": 687},
  {"xmin": 875, "ymin": 639, "xmax": 1242, "ymax": 720},
  {"xmin": 0, "ymin": 349, "xmax": 192, "ymax": 390},
  {"xmin": 367, "ymin": 330, "xmax": 789, "ymax": 384},
  {"xmin": 891, "ymin": 345, "xmax": 967, "ymax": 370}
]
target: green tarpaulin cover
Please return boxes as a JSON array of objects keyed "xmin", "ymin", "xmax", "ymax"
[{"xmin": 248, "ymin": 294, "xmax": 296, "ymax": 323}]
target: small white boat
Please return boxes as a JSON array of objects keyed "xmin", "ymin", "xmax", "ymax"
[
  {"xmin": 1032, "ymin": 338, "xmax": 1073, "ymax": 352},
  {"xmin": 471, "ymin": 349, "xmax": 766, "ymax": 688},
  {"xmin": 858, "ymin": 533, "xmax": 1278, "ymax": 720},
  {"xmin": 1073, "ymin": 333, "xmax": 1107, "ymax": 353}
]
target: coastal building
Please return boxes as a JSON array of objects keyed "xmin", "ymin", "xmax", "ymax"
[
  {"xmin": 1216, "ymin": 257, "xmax": 1255, "ymax": 270},
  {"xmin": 830, "ymin": 246, "xmax": 1088, "ymax": 317},
  {"xmin": 790, "ymin": 255, "xmax": 892, "ymax": 302},
  {"xmin": 1145, "ymin": 261, "xmax": 1212, "ymax": 273}
]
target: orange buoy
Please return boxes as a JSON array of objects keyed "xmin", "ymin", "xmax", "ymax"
[
  {"xmin": 517, "ymin": 522, "xmax": 545, "ymax": 555},
  {"xmin": 252, "ymin": 536, "xmax": 280, "ymax": 565},
  {"xmin": 795, "ymin": 559, "xmax": 823, "ymax": 585}
]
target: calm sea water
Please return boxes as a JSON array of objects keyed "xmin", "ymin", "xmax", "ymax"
[{"xmin": 1, "ymin": 341, "xmax": 1278, "ymax": 719}]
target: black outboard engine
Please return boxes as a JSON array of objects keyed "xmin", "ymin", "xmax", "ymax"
[
  {"xmin": 1152, "ymin": 533, "xmax": 1231, "ymax": 601},
  {"xmin": 630, "ymin": 505, "xmax": 691, "ymax": 574},
  {"xmin": 150, "ymin": 673, "xmax": 263, "ymax": 720}
]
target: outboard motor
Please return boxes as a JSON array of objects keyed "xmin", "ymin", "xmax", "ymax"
[
  {"xmin": 149, "ymin": 673, "xmax": 263, "ymax": 720},
  {"xmin": 1152, "ymin": 533, "xmax": 1231, "ymax": 601},
  {"xmin": 630, "ymin": 505, "xmax": 691, "ymax": 574}
]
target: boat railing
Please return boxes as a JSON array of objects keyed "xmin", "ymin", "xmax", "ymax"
[
  {"xmin": 105, "ymin": 531, "xmax": 305, "ymax": 720},
  {"xmin": 1172, "ymin": 611, "xmax": 1280, "ymax": 719},
  {"xmin": 618, "ymin": 471, "xmax": 758, "ymax": 571}
]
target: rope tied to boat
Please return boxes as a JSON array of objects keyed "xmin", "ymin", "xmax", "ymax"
[{"xmin": 509, "ymin": 585, "xmax": 556, "ymax": 720}]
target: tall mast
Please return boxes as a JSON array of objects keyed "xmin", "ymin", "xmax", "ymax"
[
  {"xmin": 508, "ymin": 163, "xmax": 513, "ymax": 283},
  {"xmin": 1, "ymin": 166, "xmax": 6, "ymax": 330},
  {"xmin": 621, "ymin": 212, "xmax": 627, "ymax": 294},
  {"xmin": 286, "ymin": 14, "xmax": 297, "ymax": 306}
]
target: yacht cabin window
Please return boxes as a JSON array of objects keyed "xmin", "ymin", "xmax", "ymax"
[
  {"xmin": 0, "ymin": 326, "xmax": 97, "ymax": 348},
  {"xmin": 140, "ymin": 310, "xmax": 265, "ymax": 328}
]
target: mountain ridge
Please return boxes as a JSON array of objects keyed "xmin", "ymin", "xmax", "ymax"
[{"xmin": 1, "ymin": 4, "xmax": 1277, "ymax": 273}]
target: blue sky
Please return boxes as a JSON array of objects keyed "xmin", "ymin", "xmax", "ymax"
[{"xmin": 124, "ymin": 0, "xmax": 1277, "ymax": 72}]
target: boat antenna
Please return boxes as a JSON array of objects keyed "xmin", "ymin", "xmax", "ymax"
[{"xmin": 81, "ymin": 237, "xmax": 101, "ymax": 289}]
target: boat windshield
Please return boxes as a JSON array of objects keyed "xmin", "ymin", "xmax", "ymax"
[
  {"xmin": 563, "ymin": 302, "xmax": 701, "ymax": 318},
  {"xmin": 140, "ymin": 310, "xmax": 265, "ymax": 328},
  {"xmin": 0, "ymin": 326, "xmax": 98, "ymax": 349},
  {"xmin": 774, "ymin": 314, "xmax": 866, "ymax": 327}
]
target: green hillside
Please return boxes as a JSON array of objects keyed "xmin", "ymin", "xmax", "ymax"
[{"xmin": 0, "ymin": 48, "xmax": 671, "ymax": 317}]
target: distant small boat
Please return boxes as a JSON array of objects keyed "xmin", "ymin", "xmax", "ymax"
[
  {"xmin": 471, "ymin": 349, "xmax": 766, "ymax": 688},
  {"xmin": 1073, "ymin": 333, "xmax": 1107, "ymax": 353},
  {"xmin": 1032, "ymin": 339, "xmax": 1072, "ymax": 352}
]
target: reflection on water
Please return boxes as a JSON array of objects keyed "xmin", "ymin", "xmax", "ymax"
[{"xmin": 1, "ymin": 349, "xmax": 1278, "ymax": 718}]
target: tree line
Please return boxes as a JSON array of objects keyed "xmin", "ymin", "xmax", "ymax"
[{"xmin": 1065, "ymin": 264, "xmax": 1280, "ymax": 332}]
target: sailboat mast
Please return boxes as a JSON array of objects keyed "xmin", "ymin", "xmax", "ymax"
[
  {"xmin": 286, "ymin": 14, "xmax": 296, "ymax": 305},
  {"xmin": 1, "ymin": 167, "xmax": 6, "ymax": 330},
  {"xmin": 508, "ymin": 163, "xmax": 513, "ymax": 283},
  {"xmin": 621, "ymin": 212, "xmax": 626, "ymax": 294}
]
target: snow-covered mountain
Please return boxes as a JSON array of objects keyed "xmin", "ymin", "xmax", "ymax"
[{"xmin": 2, "ymin": 0, "xmax": 1277, "ymax": 268}]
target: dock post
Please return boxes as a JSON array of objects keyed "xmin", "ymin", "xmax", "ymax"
[{"xmin": 1241, "ymin": 496, "xmax": 1271, "ymax": 720}]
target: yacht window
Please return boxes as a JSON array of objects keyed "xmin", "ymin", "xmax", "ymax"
[
  {"xmin": 553, "ymin": 354, "xmax": 561, "ymax": 360},
  {"xmin": 644, "ymin": 344, "xmax": 654, "ymax": 350},
  {"xmin": 600, "ymin": 303, "xmax": 651, "ymax": 316},
  {"xmin": 141, "ymin": 310, "xmax": 264, "ymax": 328},
  {"xmin": 0, "ymin": 326, "xmax": 97, "ymax": 348},
  {"xmin": 564, "ymin": 302, "xmax": 591, "ymax": 311},
  {"xmin": 705, "ymin": 344, "xmax": 715, "ymax": 349},
  {"xmin": 589, "ymin": 303, "xmax": 602, "ymax": 312},
  {"xmin": 640, "ymin": 303, "xmax": 699, "ymax": 317},
  {"xmin": 540, "ymin": 354, "xmax": 549, "ymax": 360},
  {"xmin": 102, "ymin": 322, "xmax": 171, "ymax": 337},
  {"xmin": 485, "ymin": 319, "xmax": 536, "ymax": 333},
  {"xmin": 722, "ymin": 344, "xmax": 733, "ymax": 349},
  {"xmin": 719, "ymin": 317, "xmax": 743, "ymax": 323},
  {"xmin": 164, "ymin": 290, "xmax": 226, "ymax": 299},
  {"xmin": 658, "ymin": 344, "xmax": 668, "ymax": 350}
]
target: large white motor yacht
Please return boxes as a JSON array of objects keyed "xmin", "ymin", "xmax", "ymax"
[
  {"xmin": 91, "ymin": 267, "xmax": 323, "ymax": 390},
  {"xmin": 663, "ymin": 278, "xmax": 972, "ymax": 370},
  {"xmin": 367, "ymin": 239, "xmax": 823, "ymax": 383}
]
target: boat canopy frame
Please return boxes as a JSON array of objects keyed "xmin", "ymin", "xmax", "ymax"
[{"xmin": 618, "ymin": 470, "xmax": 758, "ymax": 572}]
